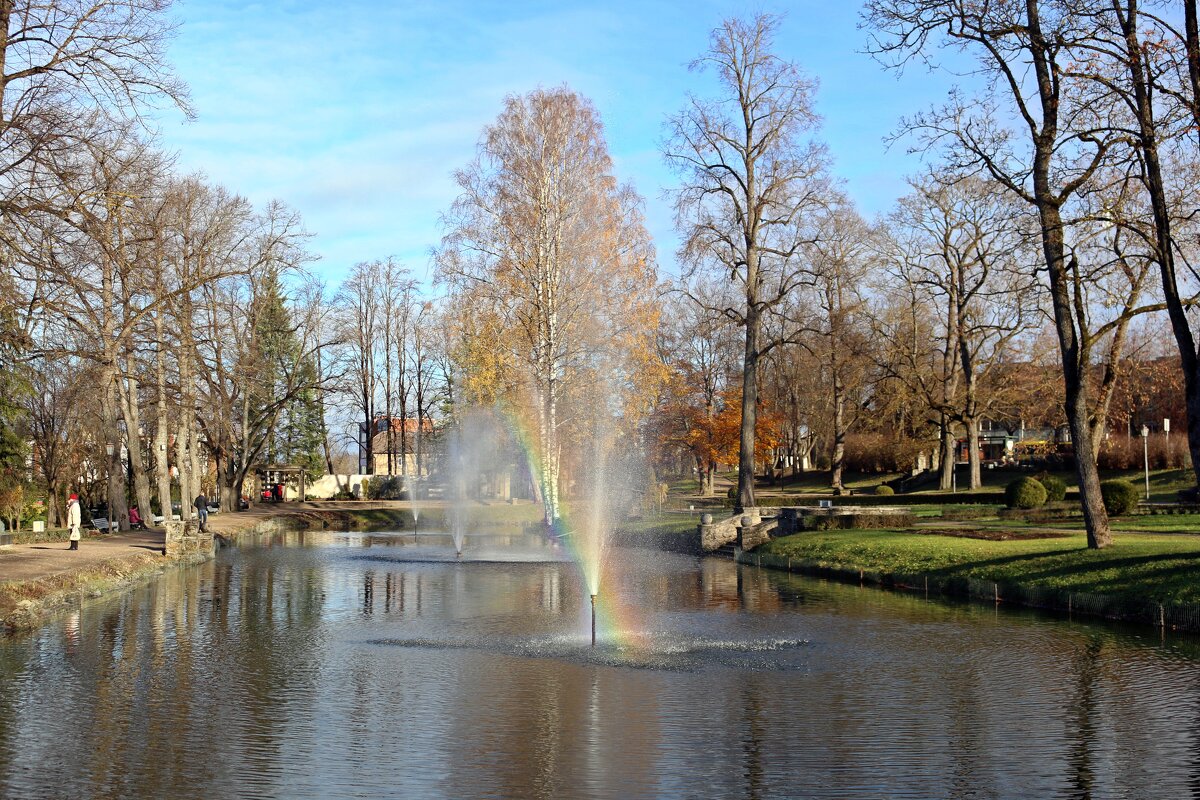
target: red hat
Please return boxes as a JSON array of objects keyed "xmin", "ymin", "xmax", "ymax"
[{"xmin": 69, "ymin": 493, "xmax": 78, "ymax": 501}]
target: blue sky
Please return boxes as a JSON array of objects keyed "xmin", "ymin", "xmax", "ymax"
[{"xmin": 156, "ymin": 0, "xmax": 959, "ymax": 287}]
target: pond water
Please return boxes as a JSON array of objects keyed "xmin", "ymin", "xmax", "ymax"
[{"xmin": 2, "ymin": 530, "xmax": 1199, "ymax": 799}]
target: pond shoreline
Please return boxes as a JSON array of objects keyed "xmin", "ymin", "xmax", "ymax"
[
  {"xmin": 0, "ymin": 504, "xmax": 417, "ymax": 632},
  {"xmin": 744, "ymin": 531, "xmax": 1200, "ymax": 633}
]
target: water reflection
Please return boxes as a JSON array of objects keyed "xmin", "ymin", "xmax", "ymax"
[{"xmin": 0, "ymin": 530, "xmax": 1199, "ymax": 798}]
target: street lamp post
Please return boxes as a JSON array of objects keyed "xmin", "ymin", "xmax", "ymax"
[
  {"xmin": 105, "ymin": 442, "xmax": 116, "ymax": 526},
  {"xmin": 1141, "ymin": 425, "xmax": 1150, "ymax": 501}
]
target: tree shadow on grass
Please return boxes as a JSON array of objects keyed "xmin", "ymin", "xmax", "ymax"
[{"xmin": 928, "ymin": 547, "xmax": 1200, "ymax": 595}]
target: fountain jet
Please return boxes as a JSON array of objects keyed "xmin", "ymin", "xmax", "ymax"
[{"xmin": 591, "ymin": 594, "xmax": 597, "ymax": 647}]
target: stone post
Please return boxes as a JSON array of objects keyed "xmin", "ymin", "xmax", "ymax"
[{"xmin": 165, "ymin": 518, "xmax": 214, "ymax": 558}]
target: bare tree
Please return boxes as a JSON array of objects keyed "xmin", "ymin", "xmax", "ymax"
[
  {"xmin": 1085, "ymin": 2, "xmax": 1200, "ymax": 493},
  {"xmin": 883, "ymin": 175, "xmax": 1037, "ymax": 489},
  {"xmin": 864, "ymin": 0, "xmax": 1161, "ymax": 547},
  {"xmin": 805, "ymin": 205, "xmax": 877, "ymax": 494},
  {"xmin": 336, "ymin": 261, "xmax": 382, "ymax": 476},
  {"xmin": 665, "ymin": 13, "xmax": 831, "ymax": 511}
]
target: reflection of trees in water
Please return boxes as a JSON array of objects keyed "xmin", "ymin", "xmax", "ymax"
[
  {"xmin": 1065, "ymin": 634, "xmax": 1102, "ymax": 800},
  {"xmin": 0, "ymin": 634, "xmax": 28, "ymax": 779},
  {"xmin": 697, "ymin": 559, "xmax": 785, "ymax": 613},
  {"xmin": 442, "ymin": 661, "xmax": 661, "ymax": 798},
  {"xmin": 739, "ymin": 679, "xmax": 766, "ymax": 800}
]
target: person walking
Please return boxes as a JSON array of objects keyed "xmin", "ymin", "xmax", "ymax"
[
  {"xmin": 193, "ymin": 493, "xmax": 209, "ymax": 532},
  {"xmin": 66, "ymin": 493, "xmax": 81, "ymax": 550}
]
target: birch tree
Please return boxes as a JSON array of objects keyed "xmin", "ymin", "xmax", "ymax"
[{"xmin": 438, "ymin": 86, "xmax": 656, "ymax": 525}]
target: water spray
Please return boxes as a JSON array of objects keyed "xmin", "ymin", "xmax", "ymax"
[{"xmin": 590, "ymin": 594, "xmax": 597, "ymax": 647}]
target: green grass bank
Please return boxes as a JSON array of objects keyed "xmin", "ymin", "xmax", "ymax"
[{"xmin": 755, "ymin": 529, "xmax": 1200, "ymax": 631}]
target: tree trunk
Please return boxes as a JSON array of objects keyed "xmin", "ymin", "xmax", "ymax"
[
  {"xmin": 1038, "ymin": 211, "xmax": 1111, "ymax": 547},
  {"xmin": 1121, "ymin": 2, "xmax": 1200, "ymax": 491},
  {"xmin": 177, "ymin": 325, "xmax": 195, "ymax": 521},
  {"xmin": 737, "ymin": 304, "xmax": 760, "ymax": 510},
  {"xmin": 966, "ymin": 416, "xmax": 982, "ymax": 490},
  {"xmin": 117, "ymin": 364, "xmax": 153, "ymax": 520},
  {"xmin": 153, "ymin": 312, "xmax": 173, "ymax": 523},
  {"xmin": 102, "ymin": 370, "xmax": 130, "ymax": 531},
  {"xmin": 831, "ymin": 373, "xmax": 847, "ymax": 495},
  {"xmin": 1026, "ymin": 3, "xmax": 1110, "ymax": 547},
  {"xmin": 939, "ymin": 416, "xmax": 955, "ymax": 491}
]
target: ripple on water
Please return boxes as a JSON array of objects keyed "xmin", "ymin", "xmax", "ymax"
[{"xmin": 364, "ymin": 633, "xmax": 811, "ymax": 672}]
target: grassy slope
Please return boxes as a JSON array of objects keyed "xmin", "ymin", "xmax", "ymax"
[{"xmin": 761, "ymin": 529, "xmax": 1200, "ymax": 605}]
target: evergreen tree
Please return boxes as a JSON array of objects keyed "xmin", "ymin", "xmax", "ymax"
[{"xmin": 250, "ymin": 269, "xmax": 324, "ymax": 482}]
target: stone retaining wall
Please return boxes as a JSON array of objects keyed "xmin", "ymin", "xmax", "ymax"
[{"xmin": 165, "ymin": 519, "xmax": 214, "ymax": 557}]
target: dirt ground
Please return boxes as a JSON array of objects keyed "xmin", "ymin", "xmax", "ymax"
[{"xmin": 0, "ymin": 501, "xmax": 423, "ymax": 586}]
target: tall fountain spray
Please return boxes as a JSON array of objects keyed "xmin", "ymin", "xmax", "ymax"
[
  {"xmin": 446, "ymin": 409, "xmax": 504, "ymax": 557},
  {"xmin": 575, "ymin": 429, "xmax": 614, "ymax": 648},
  {"xmin": 411, "ymin": 423, "xmax": 423, "ymax": 524}
]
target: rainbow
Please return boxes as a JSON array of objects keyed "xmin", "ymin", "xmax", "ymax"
[{"xmin": 492, "ymin": 404, "xmax": 645, "ymax": 646}]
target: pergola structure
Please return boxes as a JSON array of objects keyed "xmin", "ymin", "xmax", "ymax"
[{"xmin": 253, "ymin": 464, "xmax": 308, "ymax": 503}]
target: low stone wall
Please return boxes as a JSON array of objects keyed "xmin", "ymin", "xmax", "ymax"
[
  {"xmin": 165, "ymin": 519, "xmax": 214, "ymax": 557},
  {"xmin": 699, "ymin": 508, "xmax": 775, "ymax": 552},
  {"xmin": 699, "ymin": 515, "xmax": 740, "ymax": 551},
  {"xmin": 737, "ymin": 518, "xmax": 778, "ymax": 551}
]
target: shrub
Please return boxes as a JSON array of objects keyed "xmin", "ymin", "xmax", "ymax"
[
  {"xmin": 1098, "ymin": 435, "xmax": 1192, "ymax": 470},
  {"xmin": 875, "ymin": 484, "xmax": 894, "ymax": 496},
  {"xmin": 1005, "ymin": 477, "xmax": 1047, "ymax": 509},
  {"xmin": 1034, "ymin": 473, "xmax": 1068, "ymax": 503},
  {"xmin": 1100, "ymin": 479, "xmax": 1140, "ymax": 515},
  {"xmin": 365, "ymin": 475, "xmax": 406, "ymax": 500},
  {"xmin": 799, "ymin": 511, "xmax": 916, "ymax": 531}
]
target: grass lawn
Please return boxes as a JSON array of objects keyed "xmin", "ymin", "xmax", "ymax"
[
  {"xmin": 761, "ymin": 529, "xmax": 1200, "ymax": 605},
  {"xmin": 612, "ymin": 514, "xmax": 699, "ymax": 552},
  {"xmin": 1107, "ymin": 514, "xmax": 1200, "ymax": 533}
]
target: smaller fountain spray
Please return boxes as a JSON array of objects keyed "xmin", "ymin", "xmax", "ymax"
[{"xmin": 591, "ymin": 594, "xmax": 597, "ymax": 647}]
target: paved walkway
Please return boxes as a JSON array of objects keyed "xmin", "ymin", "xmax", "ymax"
[{"xmin": 0, "ymin": 501, "xmax": 431, "ymax": 586}]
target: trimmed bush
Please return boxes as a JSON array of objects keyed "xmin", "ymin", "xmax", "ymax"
[
  {"xmin": 1036, "ymin": 473, "xmax": 1068, "ymax": 503},
  {"xmin": 366, "ymin": 475, "xmax": 406, "ymax": 500},
  {"xmin": 1005, "ymin": 477, "xmax": 1047, "ymax": 509},
  {"xmin": 997, "ymin": 504, "xmax": 1084, "ymax": 523},
  {"xmin": 798, "ymin": 511, "xmax": 916, "ymax": 531},
  {"xmin": 1100, "ymin": 480, "xmax": 1140, "ymax": 516},
  {"xmin": 875, "ymin": 484, "xmax": 894, "ymax": 496}
]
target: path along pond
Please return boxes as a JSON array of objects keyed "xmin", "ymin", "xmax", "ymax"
[{"xmin": 2, "ymin": 529, "xmax": 1200, "ymax": 799}]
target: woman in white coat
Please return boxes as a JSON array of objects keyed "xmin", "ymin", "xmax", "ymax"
[{"xmin": 67, "ymin": 493, "xmax": 81, "ymax": 550}]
